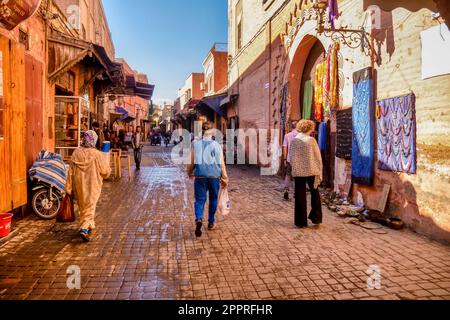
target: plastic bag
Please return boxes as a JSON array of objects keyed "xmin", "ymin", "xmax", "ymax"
[
  {"xmin": 57, "ymin": 195, "xmax": 76, "ymax": 223},
  {"xmin": 217, "ymin": 188, "xmax": 231, "ymax": 216}
]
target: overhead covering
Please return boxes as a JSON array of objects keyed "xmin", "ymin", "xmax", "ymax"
[
  {"xmin": 220, "ymin": 94, "xmax": 239, "ymax": 107},
  {"xmin": 198, "ymin": 94, "xmax": 228, "ymax": 118},
  {"xmin": 48, "ymin": 29, "xmax": 154, "ymax": 100}
]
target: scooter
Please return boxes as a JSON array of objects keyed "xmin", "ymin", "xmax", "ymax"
[
  {"xmin": 29, "ymin": 150, "xmax": 67, "ymax": 220},
  {"xmin": 31, "ymin": 181, "xmax": 65, "ymax": 220}
]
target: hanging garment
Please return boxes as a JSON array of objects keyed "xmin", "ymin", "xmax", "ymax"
[
  {"xmin": 322, "ymin": 60, "xmax": 330, "ymax": 118},
  {"xmin": 329, "ymin": 42, "xmax": 340, "ymax": 109},
  {"xmin": 314, "ymin": 62, "xmax": 325, "ymax": 122},
  {"xmin": 377, "ymin": 93, "xmax": 417, "ymax": 174},
  {"xmin": 328, "ymin": 0, "xmax": 339, "ymax": 30},
  {"xmin": 302, "ymin": 80, "xmax": 313, "ymax": 120},
  {"xmin": 352, "ymin": 67, "xmax": 375, "ymax": 186},
  {"xmin": 280, "ymin": 83, "xmax": 289, "ymax": 138},
  {"xmin": 336, "ymin": 108, "xmax": 352, "ymax": 160},
  {"xmin": 318, "ymin": 122, "xmax": 328, "ymax": 152}
]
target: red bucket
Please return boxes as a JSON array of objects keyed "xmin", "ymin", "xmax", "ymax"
[{"xmin": 0, "ymin": 214, "xmax": 13, "ymax": 238}]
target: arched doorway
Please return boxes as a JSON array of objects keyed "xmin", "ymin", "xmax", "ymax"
[{"xmin": 288, "ymin": 35, "xmax": 333, "ymax": 188}]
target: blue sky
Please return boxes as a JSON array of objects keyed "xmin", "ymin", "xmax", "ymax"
[{"xmin": 102, "ymin": 0, "xmax": 228, "ymax": 104}]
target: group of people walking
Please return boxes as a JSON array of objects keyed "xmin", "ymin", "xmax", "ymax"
[{"xmin": 64, "ymin": 119, "xmax": 323, "ymax": 242}]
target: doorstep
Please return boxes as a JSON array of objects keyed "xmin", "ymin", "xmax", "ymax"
[{"xmin": 0, "ymin": 227, "xmax": 19, "ymax": 247}]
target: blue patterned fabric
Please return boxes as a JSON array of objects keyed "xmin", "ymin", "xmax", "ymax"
[
  {"xmin": 377, "ymin": 93, "xmax": 417, "ymax": 174},
  {"xmin": 352, "ymin": 68, "xmax": 375, "ymax": 186},
  {"xmin": 29, "ymin": 150, "xmax": 67, "ymax": 192},
  {"xmin": 318, "ymin": 122, "xmax": 328, "ymax": 152}
]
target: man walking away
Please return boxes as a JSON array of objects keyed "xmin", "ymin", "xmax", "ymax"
[
  {"xmin": 282, "ymin": 121, "xmax": 299, "ymax": 200},
  {"xmin": 187, "ymin": 122, "xmax": 229, "ymax": 238},
  {"xmin": 132, "ymin": 126, "xmax": 145, "ymax": 171}
]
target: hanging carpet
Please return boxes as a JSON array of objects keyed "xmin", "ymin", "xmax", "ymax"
[
  {"xmin": 377, "ymin": 93, "xmax": 417, "ymax": 174},
  {"xmin": 352, "ymin": 67, "xmax": 375, "ymax": 186},
  {"xmin": 336, "ymin": 108, "xmax": 353, "ymax": 160}
]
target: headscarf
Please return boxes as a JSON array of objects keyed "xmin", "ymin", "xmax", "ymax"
[{"xmin": 81, "ymin": 130, "xmax": 98, "ymax": 148}]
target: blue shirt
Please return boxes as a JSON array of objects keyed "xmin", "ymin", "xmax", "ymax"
[{"xmin": 193, "ymin": 138, "xmax": 223, "ymax": 178}]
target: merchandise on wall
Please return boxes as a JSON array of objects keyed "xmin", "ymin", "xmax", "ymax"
[
  {"xmin": 313, "ymin": 41, "xmax": 340, "ymax": 122},
  {"xmin": 352, "ymin": 67, "xmax": 375, "ymax": 186},
  {"xmin": 55, "ymin": 96, "xmax": 90, "ymax": 158},
  {"xmin": 377, "ymin": 93, "xmax": 417, "ymax": 174},
  {"xmin": 336, "ymin": 108, "xmax": 352, "ymax": 160},
  {"xmin": 302, "ymin": 80, "xmax": 312, "ymax": 120}
]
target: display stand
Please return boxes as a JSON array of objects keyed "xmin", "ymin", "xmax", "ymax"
[{"xmin": 55, "ymin": 96, "xmax": 90, "ymax": 160}]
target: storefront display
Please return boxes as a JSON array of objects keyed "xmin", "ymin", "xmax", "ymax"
[
  {"xmin": 55, "ymin": 96, "xmax": 90, "ymax": 158},
  {"xmin": 377, "ymin": 93, "xmax": 417, "ymax": 174},
  {"xmin": 336, "ymin": 108, "xmax": 353, "ymax": 160},
  {"xmin": 352, "ymin": 67, "xmax": 375, "ymax": 186}
]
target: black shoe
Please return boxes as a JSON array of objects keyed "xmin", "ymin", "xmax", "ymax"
[
  {"xmin": 208, "ymin": 223, "xmax": 217, "ymax": 231},
  {"xmin": 195, "ymin": 221, "xmax": 203, "ymax": 237},
  {"xmin": 309, "ymin": 216, "xmax": 321, "ymax": 225},
  {"xmin": 284, "ymin": 190, "xmax": 289, "ymax": 200}
]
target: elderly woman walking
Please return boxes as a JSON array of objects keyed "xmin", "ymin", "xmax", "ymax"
[
  {"xmin": 289, "ymin": 120, "xmax": 323, "ymax": 228},
  {"xmin": 66, "ymin": 130, "xmax": 111, "ymax": 242}
]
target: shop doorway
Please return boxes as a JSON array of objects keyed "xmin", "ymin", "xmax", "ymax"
[{"xmin": 298, "ymin": 39, "xmax": 334, "ymax": 188}]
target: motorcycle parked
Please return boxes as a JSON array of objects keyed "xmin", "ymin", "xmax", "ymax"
[{"xmin": 29, "ymin": 150, "xmax": 68, "ymax": 220}]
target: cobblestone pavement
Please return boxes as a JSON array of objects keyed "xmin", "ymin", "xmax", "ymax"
[{"xmin": 0, "ymin": 146, "xmax": 450, "ymax": 300}]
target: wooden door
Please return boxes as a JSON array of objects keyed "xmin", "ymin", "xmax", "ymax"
[
  {"xmin": 25, "ymin": 54, "xmax": 43, "ymax": 168},
  {"xmin": 0, "ymin": 36, "xmax": 27, "ymax": 212},
  {"xmin": 0, "ymin": 37, "xmax": 12, "ymax": 212}
]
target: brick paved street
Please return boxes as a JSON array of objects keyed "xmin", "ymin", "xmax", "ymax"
[{"xmin": 0, "ymin": 146, "xmax": 449, "ymax": 300}]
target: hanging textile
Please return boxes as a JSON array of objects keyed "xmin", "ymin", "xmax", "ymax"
[
  {"xmin": 336, "ymin": 108, "xmax": 352, "ymax": 160},
  {"xmin": 329, "ymin": 42, "xmax": 340, "ymax": 109},
  {"xmin": 302, "ymin": 80, "xmax": 312, "ymax": 120},
  {"xmin": 318, "ymin": 122, "xmax": 328, "ymax": 152},
  {"xmin": 352, "ymin": 67, "xmax": 375, "ymax": 186},
  {"xmin": 377, "ymin": 93, "xmax": 417, "ymax": 174},
  {"xmin": 314, "ymin": 62, "xmax": 326, "ymax": 122},
  {"xmin": 328, "ymin": 0, "xmax": 339, "ymax": 30},
  {"xmin": 280, "ymin": 83, "xmax": 289, "ymax": 139},
  {"xmin": 322, "ymin": 60, "xmax": 330, "ymax": 118}
]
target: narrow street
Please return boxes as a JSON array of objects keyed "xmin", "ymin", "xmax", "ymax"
[{"xmin": 0, "ymin": 144, "xmax": 449, "ymax": 301}]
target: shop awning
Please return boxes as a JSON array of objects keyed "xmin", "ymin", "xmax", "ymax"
[
  {"xmin": 198, "ymin": 94, "xmax": 228, "ymax": 118},
  {"xmin": 220, "ymin": 94, "xmax": 239, "ymax": 107},
  {"xmin": 48, "ymin": 29, "xmax": 117, "ymax": 83},
  {"xmin": 185, "ymin": 99, "xmax": 201, "ymax": 109}
]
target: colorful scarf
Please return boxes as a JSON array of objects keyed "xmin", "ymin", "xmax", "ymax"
[
  {"xmin": 81, "ymin": 130, "xmax": 98, "ymax": 149},
  {"xmin": 314, "ymin": 62, "xmax": 326, "ymax": 122}
]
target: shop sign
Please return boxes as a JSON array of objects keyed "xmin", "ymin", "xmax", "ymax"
[{"xmin": 0, "ymin": 0, "xmax": 42, "ymax": 31}]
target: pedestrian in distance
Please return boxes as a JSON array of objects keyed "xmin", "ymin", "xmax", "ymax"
[
  {"xmin": 92, "ymin": 122, "xmax": 105, "ymax": 151},
  {"xmin": 132, "ymin": 126, "xmax": 145, "ymax": 171},
  {"xmin": 187, "ymin": 122, "xmax": 229, "ymax": 237},
  {"xmin": 282, "ymin": 120, "xmax": 299, "ymax": 200},
  {"xmin": 289, "ymin": 120, "xmax": 323, "ymax": 228},
  {"xmin": 65, "ymin": 130, "xmax": 112, "ymax": 242}
]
